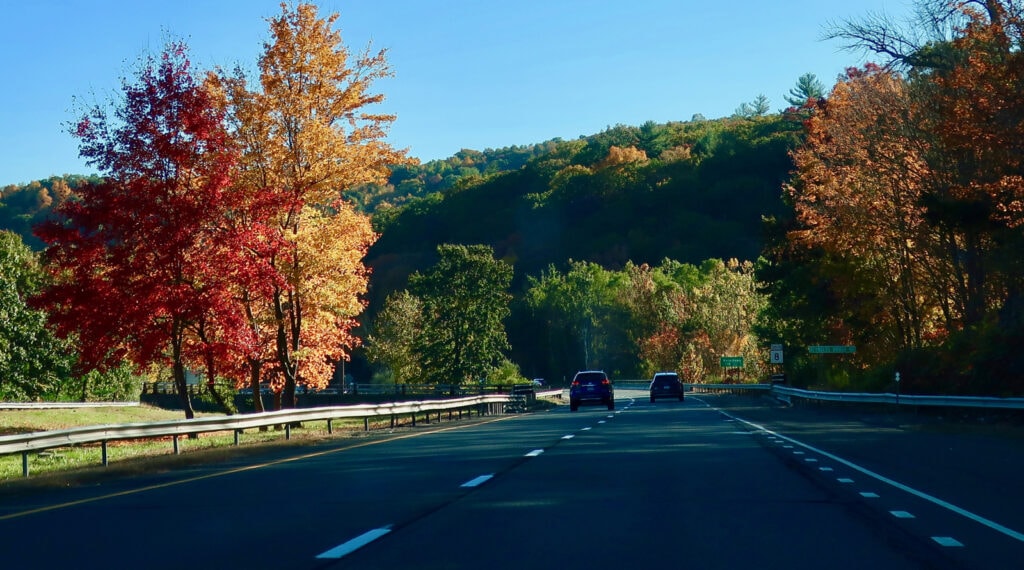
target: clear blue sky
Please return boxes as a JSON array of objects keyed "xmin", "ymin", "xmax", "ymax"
[{"xmin": 1, "ymin": 0, "xmax": 912, "ymax": 186}]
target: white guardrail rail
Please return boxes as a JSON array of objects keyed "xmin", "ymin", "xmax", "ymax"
[
  {"xmin": 0, "ymin": 395, "xmax": 509, "ymax": 478},
  {"xmin": 771, "ymin": 385, "xmax": 1024, "ymax": 409}
]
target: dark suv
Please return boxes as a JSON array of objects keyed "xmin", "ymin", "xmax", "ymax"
[
  {"xmin": 649, "ymin": 372, "xmax": 684, "ymax": 402},
  {"xmin": 569, "ymin": 370, "xmax": 614, "ymax": 411}
]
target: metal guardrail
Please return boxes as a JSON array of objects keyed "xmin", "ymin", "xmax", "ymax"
[
  {"xmin": 0, "ymin": 394, "xmax": 509, "ymax": 477},
  {"xmin": 771, "ymin": 385, "xmax": 1024, "ymax": 409}
]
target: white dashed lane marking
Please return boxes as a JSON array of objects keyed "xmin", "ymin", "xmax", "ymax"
[
  {"xmin": 932, "ymin": 536, "xmax": 964, "ymax": 547},
  {"xmin": 316, "ymin": 526, "xmax": 393, "ymax": 559},
  {"xmin": 460, "ymin": 474, "xmax": 494, "ymax": 488},
  {"xmin": 708, "ymin": 404, "xmax": 1021, "ymax": 547}
]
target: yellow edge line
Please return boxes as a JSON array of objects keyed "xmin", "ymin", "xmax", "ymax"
[{"xmin": 0, "ymin": 414, "xmax": 515, "ymax": 521}]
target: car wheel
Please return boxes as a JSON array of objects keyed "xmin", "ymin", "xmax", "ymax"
[
  {"xmin": 650, "ymin": 396, "xmax": 655, "ymax": 403},
  {"xmin": 607, "ymin": 400, "xmax": 615, "ymax": 410},
  {"xmin": 679, "ymin": 395, "xmax": 685, "ymax": 401},
  {"xmin": 570, "ymin": 399, "xmax": 579, "ymax": 412}
]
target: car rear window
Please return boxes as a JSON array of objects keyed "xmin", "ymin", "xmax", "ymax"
[
  {"xmin": 575, "ymin": 372, "xmax": 607, "ymax": 383},
  {"xmin": 654, "ymin": 375, "xmax": 679, "ymax": 383}
]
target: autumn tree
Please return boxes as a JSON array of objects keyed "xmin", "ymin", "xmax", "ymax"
[
  {"xmin": 35, "ymin": 42, "xmax": 275, "ymax": 418},
  {"xmin": 786, "ymin": 65, "xmax": 943, "ymax": 358},
  {"xmin": 212, "ymin": 2, "xmax": 407, "ymax": 408},
  {"xmin": 409, "ymin": 245, "xmax": 512, "ymax": 387},
  {"xmin": 782, "ymin": 0, "xmax": 1024, "ymax": 393}
]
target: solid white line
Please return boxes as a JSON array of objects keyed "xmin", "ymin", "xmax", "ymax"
[
  {"xmin": 562, "ymin": 434, "xmax": 575, "ymax": 440},
  {"xmin": 861, "ymin": 492, "xmax": 880, "ymax": 498},
  {"xmin": 525, "ymin": 449, "xmax": 544, "ymax": 457},
  {"xmin": 316, "ymin": 526, "xmax": 392, "ymax": 559},
  {"xmin": 932, "ymin": 536, "xmax": 964, "ymax": 547},
  {"xmin": 716, "ymin": 407, "xmax": 1024, "ymax": 544},
  {"xmin": 891, "ymin": 510, "xmax": 915, "ymax": 519},
  {"xmin": 461, "ymin": 474, "xmax": 494, "ymax": 488}
]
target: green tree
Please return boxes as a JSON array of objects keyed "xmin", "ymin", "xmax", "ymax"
[
  {"xmin": 784, "ymin": 72, "xmax": 825, "ymax": 106},
  {"xmin": 409, "ymin": 245, "xmax": 513, "ymax": 386},
  {"xmin": 525, "ymin": 261, "xmax": 627, "ymax": 374},
  {"xmin": 0, "ymin": 230, "xmax": 72, "ymax": 400},
  {"xmin": 735, "ymin": 94, "xmax": 770, "ymax": 118},
  {"xmin": 365, "ymin": 290, "xmax": 423, "ymax": 385}
]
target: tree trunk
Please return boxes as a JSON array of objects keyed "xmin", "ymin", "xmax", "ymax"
[
  {"xmin": 248, "ymin": 358, "xmax": 265, "ymax": 413},
  {"xmin": 171, "ymin": 331, "xmax": 195, "ymax": 420}
]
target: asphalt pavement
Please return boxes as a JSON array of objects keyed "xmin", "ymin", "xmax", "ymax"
[{"xmin": 1, "ymin": 390, "xmax": 1021, "ymax": 569}]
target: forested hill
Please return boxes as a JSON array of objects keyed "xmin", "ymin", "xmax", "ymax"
[
  {"xmin": 363, "ymin": 114, "xmax": 806, "ymax": 301},
  {"xmin": 0, "ymin": 114, "xmax": 805, "ymax": 293},
  {"xmin": 0, "ymin": 175, "xmax": 101, "ymax": 250}
]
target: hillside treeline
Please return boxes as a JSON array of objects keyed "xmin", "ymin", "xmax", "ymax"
[{"xmin": 359, "ymin": 115, "xmax": 803, "ymax": 382}]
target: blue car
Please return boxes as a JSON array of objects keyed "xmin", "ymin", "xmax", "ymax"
[
  {"xmin": 569, "ymin": 370, "xmax": 614, "ymax": 411},
  {"xmin": 649, "ymin": 371, "xmax": 685, "ymax": 403}
]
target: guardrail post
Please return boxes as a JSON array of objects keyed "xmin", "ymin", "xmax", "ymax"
[
  {"xmin": 234, "ymin": 430, "xmax": 240, "ymax": 446},
  {"xmin": 285, "ymin": 424, "xmax": 291, "ymax": 440},
  {"xmin": 102, "ymin": 441, "xmax": 108, "ymax": 467},
  {"xmin": 327, "ymin": 419, "xmax": 333, "ymax": 435},
  {"xmin": 22, "ymin": 452, "xmax": 28, "ymax": 477},
  {"xmin": 364, "ymin": 418, "xmax": 369, "ymax": 431},
  {"xmin": 173, "ymin": 435, "xmax": 180, "ymax": 455},
  {"xmin": 412, "ymin": 413, "xmax": 417, "ymax": 427}
]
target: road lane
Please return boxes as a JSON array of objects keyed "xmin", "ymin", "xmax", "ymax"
[
  {"xmin": 337, "ymin": 394, "xmax": 955, "ymax": 569},
  {"xmin": 1, "ymin": 391, "xmax": 1015, "ymax": 568},
  {"xmin": 701, "ymin": 393, "xmax": 1024, "ymax": 569}
]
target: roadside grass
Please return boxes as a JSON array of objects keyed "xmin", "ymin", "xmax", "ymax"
[{"xmin": 0, "ymin": 405, "xmax": 417, "ymax": 486}]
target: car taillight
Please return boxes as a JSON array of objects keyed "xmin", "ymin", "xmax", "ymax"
[
  {"xmin": 602, "ymin": 379, "xmax": 610, "ymax": 385},
  {"xmin": 571, "ymin": 381, "xmax": 580, "ymax": 387}
]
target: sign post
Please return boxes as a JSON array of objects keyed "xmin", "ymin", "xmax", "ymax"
[
  {"xmin": 895, "ymin": 371, "xmax": 901, "ymax": 405},
  {"xmin": 719, "ymin": 356, "xmax": 744, "ymax": 367},
  {"xmin": 719, "ymin": 356, "xmax": 744, "ymax": 382}
]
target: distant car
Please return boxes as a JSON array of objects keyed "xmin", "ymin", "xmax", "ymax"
[
  {"xmin": 569, "ymin": 370, "xmax": 614, "ymax": 411},
  {"xmin": 649, "ymin": 372, "xmax": 685, "ymax": 403},
  {"xmin": 531, "ymin": 378, "xmax": 544, "ymax": 386}
]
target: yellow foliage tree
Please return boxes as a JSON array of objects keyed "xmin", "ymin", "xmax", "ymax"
[{"xmin": 213, "ymin": 3, "xmax": 409, "ymax": 407}]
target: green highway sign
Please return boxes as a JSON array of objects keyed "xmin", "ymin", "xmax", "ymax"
[
  {"xmin": 808, "ymin": 345, "xmax": 856, "ymax": 354},
  {"xmin": 720, "ymin": 356, "xmax": 744, "ymax": 367}
]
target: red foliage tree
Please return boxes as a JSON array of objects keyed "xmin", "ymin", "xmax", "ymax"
[{"xmin": 34, "ymin": 42, "xmax": 281, "ymax": 417}]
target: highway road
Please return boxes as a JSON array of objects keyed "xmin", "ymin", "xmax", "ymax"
[{"xmin": 1, "ymin": 389, "xmax": 1021, "ymax": 569}]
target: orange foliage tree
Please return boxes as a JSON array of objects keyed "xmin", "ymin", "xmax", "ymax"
[
  {"xmin": 786, "ymin": 1, "xmax": 1024, "ymax": 391},
  {"xmin": 212, "ymin": 3, "xmax": 409, "ymax": 408}
]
